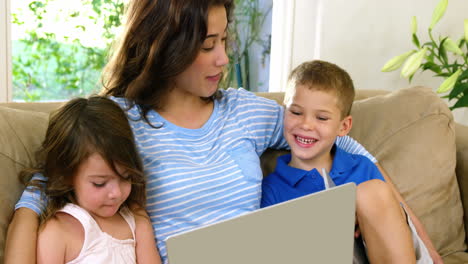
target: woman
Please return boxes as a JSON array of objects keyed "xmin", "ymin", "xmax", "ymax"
[{"xmin": 5, "ymin": 0, "xmax": 442, "ymax": 263}]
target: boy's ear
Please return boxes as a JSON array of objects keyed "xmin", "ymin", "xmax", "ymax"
[{"xmin": 338, "ymin": 115, "xmax": 352, "ymax": 137}]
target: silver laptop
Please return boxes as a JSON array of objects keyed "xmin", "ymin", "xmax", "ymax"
[{"xmin": 166, "ymin": 182, "xmax": 357, "ymax": 264}]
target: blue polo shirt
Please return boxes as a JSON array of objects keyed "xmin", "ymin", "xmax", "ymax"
[{"xmin": 261, "ymin": 145, "xmax": 385, "ymax": 208}]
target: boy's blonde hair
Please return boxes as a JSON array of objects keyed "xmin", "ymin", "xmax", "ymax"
[{"xmin": 284, "ymin": 60, "xmax": 355, "ymax": 118}]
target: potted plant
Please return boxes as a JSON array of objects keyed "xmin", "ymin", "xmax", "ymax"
[{"xmin": 381, "ymin": 0, "xmax": 468, "ymax": 110}]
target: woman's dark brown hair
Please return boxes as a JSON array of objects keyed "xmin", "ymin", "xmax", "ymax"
[
  {"xmin": 20, "ymin": 96, "xmax": 145, "ymax": 223},
  {"xmin": 101, "ymin": 0, "xmax": 233, "ymax": 124}
]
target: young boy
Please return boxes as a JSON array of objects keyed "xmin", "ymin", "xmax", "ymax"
[{"xmin": 261, "ymin": 60, "xmax": 431, "ymax": 264}]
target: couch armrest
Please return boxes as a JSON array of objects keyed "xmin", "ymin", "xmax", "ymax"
[{"xmin": 455, "ymin": 123, "xmax": 468, "ymax": 242}]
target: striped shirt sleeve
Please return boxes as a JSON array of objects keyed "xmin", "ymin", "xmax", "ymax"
[
  {"xmin": 336, "ymin": 136, "xmax": 377, "ymax": 163},
  {"xmin": 14, "ymin": 174, "xmax": 48, "ymax": 215},
  {"xmin": 230, "ymin": 88, "xmax": 288, "ymax": 154}
]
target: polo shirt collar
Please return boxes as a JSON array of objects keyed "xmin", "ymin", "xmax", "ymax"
[
  {"xmin": 274, "ymin": 145, "xmax": 359, "ymax": 186},
  {"xmin": 275, "ymin": 154, "xmax": 310, "ymax": 187},
  {"xmin": 330, "ymin": 145, "xmax": 358, "ymax": 175}
]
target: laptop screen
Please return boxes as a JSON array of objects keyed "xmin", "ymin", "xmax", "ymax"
[{"xmin": 166, "ymin": 183, "xmax": 356, "ymax": 264}]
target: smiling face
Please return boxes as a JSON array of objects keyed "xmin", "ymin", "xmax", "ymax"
[
  {"xmin": 73, "ymin": 152, "xmax": 131, "ymax": 219},
  {"xmin": 172, "ymin": 5, "xmax": 229, "ymax": 99},
  {"xmin": 284, "ymin": 85, "xmax": 352, "ymax": 171}
]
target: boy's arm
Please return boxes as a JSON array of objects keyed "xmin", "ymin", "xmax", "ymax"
[
  {"xmin": 133, "ymin": 207, "xmax": 162, "ymax": 264},
  {"xmin": 376, "ymin": 163, "xmax": 444, "ymax": 264},
  {"xmin": 4, "ymin": 208, "xmax": 40, "ymax": 264},
  {"xmin": 36, "ymin": 217, "xmax": 67, "ymax": 264}
]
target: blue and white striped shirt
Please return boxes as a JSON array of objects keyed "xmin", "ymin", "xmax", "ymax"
[
  {"xmin": 113, "ymin": 88, "xmax": 288, "ymax": 262},
  {"xmin": 16, "ymin": 88, "xmax": 375, "ymax": 264}
]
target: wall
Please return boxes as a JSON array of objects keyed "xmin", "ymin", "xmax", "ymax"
[{"xmin": 274, "ymin": 0, "xmax": 468, "ymax": 124}]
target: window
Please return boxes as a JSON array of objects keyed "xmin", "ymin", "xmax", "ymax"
[
  {"xmin": 1, "ymin": 0, "xmax": 274, "ymax": 102},
  {"xmin": 222, "ymin": 0, "xmax": 272, "ymax": 92},
  {"xmin": 8, "ymin": 0, "xmax": 125, "ymax": 102}
]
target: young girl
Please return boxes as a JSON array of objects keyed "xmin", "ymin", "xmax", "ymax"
[{"xmin": 22, "ymin": 96, "xmax": 161, "ymax": 264}]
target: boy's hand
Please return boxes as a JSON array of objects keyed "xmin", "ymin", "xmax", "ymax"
[
  {"xmin": 430, "ymin": 251, "xmax": 444, "ymax": 264},
  {"xmin": 354, "ymin": 217, "xmax": 361, "ymax": 238}
]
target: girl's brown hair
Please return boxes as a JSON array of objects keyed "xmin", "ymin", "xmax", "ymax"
[
  {"xmin": 101, "ymin": 0, "xmax": 233, "ymax": 124},
  {"xmin": 21, "ymin": 96, "xmax": 145, "ymax": 223}
]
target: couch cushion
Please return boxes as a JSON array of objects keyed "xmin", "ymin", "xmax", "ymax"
[
  {"xmin": 455, "ymin": 123, "xmax": 468, "ymax": 243},
  {"xmin": 443, "ymin": 251, "xmax": 468, "ymax": 264},
  {"xmin": 0, "ymin": 106, "xmax": 49, "ymax": 260},
  {"xmin": 349, "ymin": 86, "xmax": 466, "ymax": 257}
]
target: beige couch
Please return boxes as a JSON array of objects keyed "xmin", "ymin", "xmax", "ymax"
[{"xmin": 1, "ymin": 86, "xmax": 468, "ymax": 263}]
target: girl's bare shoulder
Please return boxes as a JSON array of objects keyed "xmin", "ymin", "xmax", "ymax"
[
  {"xmin": 41, "ymin": 212, "xmax": 83, "ymax": 235},
  {"xmin": 38, "ymin": 212, "xmax": 84, "ymax": 261}
]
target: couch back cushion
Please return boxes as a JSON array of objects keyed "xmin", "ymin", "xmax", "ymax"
[
  {"xmin": 260, "ymin": 86, "xmax": 466, "ymax": 256},
  {"xmin": 349, "ymin": 86, "xmax": 465, "ymax": 255},
  {"xmin": 0, "ymin": 106, "xmax": 49, "ymax": 260},
  {"xmin": 455, "ymin": 123, "xmax": 468, "ymax": 244}
]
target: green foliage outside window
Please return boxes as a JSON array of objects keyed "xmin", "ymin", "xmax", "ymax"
[
  {"xmin": 12, "ymin": 0, "xmax": 271, "ymax": 101},
  {"xmin": 12, "ymin": 0, "xmax": 124, "ymax": 101}
]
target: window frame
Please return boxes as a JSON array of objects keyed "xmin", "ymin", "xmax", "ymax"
[
  {"xmin": 269, "ymin": 0, "xmax": 324, "ymax": 93},
  {"xmin": 0, "ymin": 0, "xmax": 12, "ymax": 102},
  {"xmin": 268, "ymin": 0, "xmax": 294, "ymax": 92}
]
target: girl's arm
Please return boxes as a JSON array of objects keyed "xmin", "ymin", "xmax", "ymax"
[
  {"xmin": 36, "ymin": 217, "xmax": 67, "ymax": 264},
  {"xmin": 133, "ymin": 207, "xmax": 162, "ymax": 264},
  {"xmin": 4, "ymin": 208, "xmax": 39, "ymax": 264},
  {"xmin": 376, "ymin": 164, "xmax": 444, "ymax": 264}
]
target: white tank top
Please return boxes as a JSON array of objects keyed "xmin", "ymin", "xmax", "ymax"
[{"xmin": 59, "ymin": 203, "xmax": 136, "ymax": 264}]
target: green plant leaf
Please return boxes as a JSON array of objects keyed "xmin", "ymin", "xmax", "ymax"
[
  {"xmin": 448, "ymin": 82, "xmax": 468, "ymax": 100},
  {"xmin": 458, "ymin": 38, "xmax": 466, "ymax": 48},
  {"xmin": 412, "ymin": 34, "xmax": 420, "ymax": 48},
  {"xmin": 438, "ymin": 37, "xmax": 449, "ymax": 64},
  {"xmin": 435, "ymin": 73, "xmax": 453, "ymax": 78},
  {"xmin": 422, "ymin": 41, "xmax": 437, "ymax": 48},
  {"xmin": 422, "ymin": 61, "xmax": 441, "ymax": 74},
  {"xmin": 450, "ymin": 92, "xmax": 468, "ymax": 110},
  {"xmin": 458, "ymin": 68, "xmax": 468, "ymax": 81},
  {"xmin": 426, "ymin": 52, "xmax": 435, "ymax": 62}
]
